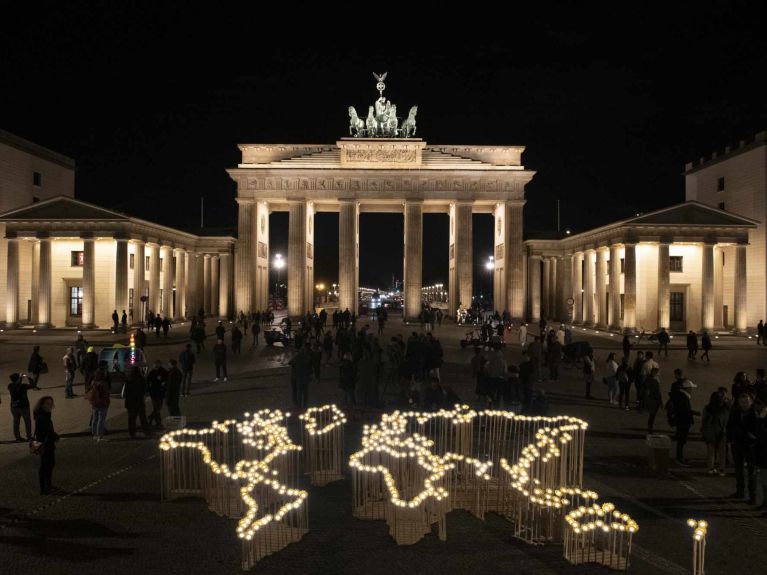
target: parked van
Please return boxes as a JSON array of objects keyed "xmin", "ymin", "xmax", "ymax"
[{"xmin": 98, "ymin": 344, "xmax": 148, "ymax": 394}]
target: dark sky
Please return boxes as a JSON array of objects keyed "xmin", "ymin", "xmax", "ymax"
[{"xmin": 2, "ymin": 3, "xmax": 764, "ymax": 292}]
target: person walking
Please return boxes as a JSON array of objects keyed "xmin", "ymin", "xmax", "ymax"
[
  {"xmin": 86, "ymin": 363, "xmax": 111, "ymax": 441},
  {"xmin": 686, "ymin": 330, "xmax": 698, "ymax": 360},
  {"xmin": 701, "ymin": 331, "xmax": 712, "ymax": 362},
  {"xmin": 165, "ymin": 359, "xmax": 182, "ymax": 417},
  {"xmin": 339, "ymin": 351, "xmax": 356, "ymax": 406},
  {"xmin": 669, "ymin": 378, "xmax": 698, "ymax": 466},
  {"xmin": 213, "ymin": 339, "xmax": 228, "ymax": 382},
  {"xmin": 701, "ymin": 391, "xmax": 729, "ymax": 475},
  {"xmin": 28, "ymin": 346, "xmax": 46, "ymax": 387},
  {"xmin": 657, "ymin": 327, "xmax": 670, "ymax": 358},
  {"xmin": 583, "ymin": 349, "xmax": 595, "ymax": 399},
  {"xmin": 231, "ymin": 324, "xmax": 243, "ymax": 355},
  {"xmin": 616, "ymin": 356, "xmax": 632, "ymax": 410},
  {"xmin": 604, "ymin": 352, "xmax": 619, "ymax": 405},
  {"xmin": 123, "ymin": 365, "xmax": 151, "ymax": 439},
  {"xmin": 62, "ymin": 347, "xmax": 77, "ymax": 399},
  {"xmin": 8, "ymin": 373, "xmax": 36, "ymax": 441},
  {"xmin": 728, "ymin": 393, "xmax": 756, "ymax": 501},
  {"xmin": 32, "ymin": 396, "xmax": 59, "ymax": 494},
  {"xmin": 252, "ymin": 320, "xmax": 261, "ymax": 347},
  {"xmin": 547, "ymin": 338, "xmax": 562, "ymax": 381},
  {"xmin": 179, "ymin": 344, "xmax": 196, "ymax": 396},
  {"xmin": 146, "ymin": 360, "xmax": 168, "ymax": 428},
  {"xmin": 644, "ymin": 368, "xmax": 662, "ymax": 433}
]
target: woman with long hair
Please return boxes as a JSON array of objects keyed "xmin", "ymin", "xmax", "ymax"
[
  {"xmin": 701, "ymin": 391, "xmax": 729, "ymax": 475},
  {"xmin": 33, "ymin": 395, "xmax": 59, "ymax": 494}
]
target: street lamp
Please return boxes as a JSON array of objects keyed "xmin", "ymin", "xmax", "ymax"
[
  {"xmin": 485, "ymin": 255, "xmax": 495, "ymax": 271},
  {"xmin": 273, "ymin": 253, "xmax": 285, "ymax": 298}
]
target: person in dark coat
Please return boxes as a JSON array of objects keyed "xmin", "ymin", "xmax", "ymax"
[
  {"xmin": 33, "ymin": 396, "xmax": 59, "ymax": 494},
  {"xmin": 146, "ymin": 360, "xmax": 168, "ymax": 428},
  {"xmin": 231, "ymin": 325, "xmax": 243, "ymax": 355},
  {"xmin": 701, "ymin": 332, "xmax": 712, "ymax": 362},
  {"xmin": 213, "ymin": 339, "xmax": 228, "ymax": 382},
  {"xmin": 8, "ymin": 373, "xmax": 37, "ymax": 441},
  {"xmin": 727, "ymin": 393, "xmax": 756, "ymax": 502},
  {"xmin": 28, "ymin": 346, "xmax": 45, "ymax": 387},
  {"xmin": 123, "ymin": 366, "xmax": 151, "ymax": 439},
  {"xmin": 178, "ymin": 343, "xmax": 196, "ymax": 396},
  {"xmin": 748, "ymin": 395, "xmax": 767, "ymax": 512},
  {"xmin": 686, "ymin": 330, "xmax": 698, "ymax": 360},
  {"xmin": 518, "ymin": 352, "xmax": 535, "ymax": 410},
  {"xmin": 657, "ymin": 328, "xmax": 670, "ymax": 358},
  {"xmin": 338, "ymin": 352, "xmax": 356, "ymax": 405},
  {"xmin": 644, "ymin": 368, "xmax": 663, "ymax": 433},
  {"xmin": 165, "ymin": 359, "xmax": 182, "ymax": 417},
  {"xmin": 289, "ymin": 346, "xmax": 313, "ymax": 408},
  {"xmin": 669, "ymin": 378, "xmax": 698, "ymax": 465},
  {"xmin": 81, "ymin": 346, "xmax": 99, "ymax": 391}
]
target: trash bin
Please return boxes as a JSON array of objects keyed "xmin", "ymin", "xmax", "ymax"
[{"xmin": 646, "ymin": 434, "xmax": 671, "ymax": 472}]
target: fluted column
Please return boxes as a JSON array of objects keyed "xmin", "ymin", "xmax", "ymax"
[
  {"xmin": 174, "ymin": 248, "xmax": 186, "ymax": 320},
  {"xmin": 449, "ymin": 202, "xmax": 473, "ymax": 316},
  {"xmin": 573, "ymin": 252, "xmax": 583, "ymax": 323},
  {"xmin": 219, "ymin": 252, "xmax": 231, "ymax": 319},
  {"xmin": 203, "ymin": 254, "xmax": 212, "ymax": 316},
  {"xmin": 529, "ymin": 254, "xmax": 542, "ymax": 322},
  {"xmin": 505, "ymin": 203, "xmax": 525, "ymax": 320},
  {"xmin": 404, "ymin": 201, "xmax": 423, "ymax": 321},
  {"xmin": 657, "ymin": 241, "xmax": 670, "ymax": 329},
  {"xmin": 37, "ymin": 236, "xmax": 52, "ymax": 327},
  {"xmin": 132, "ymin": 242, "xmax": 145, "ymax": 324},
  {"xmin": 338, "ymin": 200, "xmax": 359, "ymax": 314},
  {"xmin": 31, "ymin": 242, "xmax": 40, "ymax": 324},
  {"xmin": 596, "ymin": 248, "xmax": 608, "ymax": 328},
  {"xmin": 701, "ymin": 243, "xmax": 715, "ymax": 331},
  {"xmin": 160, "ymin": 246, "xmax": 172, "ymax": 317},
  {"xmin": 288, "ymin": 202, "xmax": 308, "ymax": 319},
  {"xmin": 196, "ymin": 252, "xmax": 204, "ymax": 316},
  {"xmin": 734, "ymin": 243, "xmax": 747, "ymax": 333},
  {"xmin": 583, "ymin": 249, "xmax": 595, "ymax": 326},
  {"xmin": 114, "ymin": 238, "xmax": 129, "ymax": 319},
  {"xmin": 186, "ymin": 252, "xmax": 198, "ymax": 318},
  {"xmin": 542, "ymin": 258, "xmax": 551, "ymax": 320},
  {"xmin": 148, "ymin": 243, "xmax": 160, "ymax": 315},
  {"xmin": 5, "ymin": 237, "xmax": 19, "ymax": 327},
  {"xmin": 560, "ymin": 255, "xmax": 572, "ymax": 323},
  {"xmin": 623, "ymin": 243, "xmax": 637, "ymax": 331},
  {"xmin": 235, "ymin": 199, "xmax": 253, "ymax": 314},
  {"xmin": 550, "ymin": 257, "xmax": 558, "ymax": 319},
  {"xmin": 609, "ymin": 244, "xmax": 622, "ymax": 330},
  {"xmin": 210, "ymin": 254, "xmax": 220, "ymax": 317},
  {"xmin": 81, "ymin": 236, "xmax": 96, "ymax": 327}
]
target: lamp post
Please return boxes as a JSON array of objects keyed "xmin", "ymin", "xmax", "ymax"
[{"xmin": 273, "ymin": 253, "xmax": 285, "ymax": 298}]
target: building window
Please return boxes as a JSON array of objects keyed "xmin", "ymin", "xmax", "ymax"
[
  {"xmin": 70, "ymin": 251, "xmax": 84, "ymax": 267},
  {"xmin": 619, "ymin": 294, "xmax": 624, "ymax": 320},
  {"xmin": 145, "ymin": 256, "xmax": 150, "ymax": 271},
  {"xmin": 717, "ymin": 176, "xmax": 725, "ymax": 192},
  {"xmin": 620, "ymin": 258, "xmax": 625, "ymax": 273},
  {"xmin": 670, "ymin": 256, "xmax": 683, "ymax": 272},
  {"xmin": 718, "ymin": 202, "xmax": 725, "ymax": 210},
  {"xmin": 70, "ymin": 286, "xmax": 83, "ymax": 316},
  {"xmin": 129, "ymin": 288, "xmax": 134, "ymax": 315},
  {"xmin": 670, "ymin": 292, "xmax": 685, "ymax": 321},
  {"xmin": 33, "ymin": 171, "xmax": 42, "ymax": 186},
  {"xmin": 129, "ymin": 253, "xmax": 135, "ymax": 269}
]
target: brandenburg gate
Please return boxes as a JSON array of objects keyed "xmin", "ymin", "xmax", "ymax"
[{"xmin": 227, "ymin": 75, "xmax": 535, "ymax": 320}]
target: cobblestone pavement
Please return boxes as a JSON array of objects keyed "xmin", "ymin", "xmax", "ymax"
[{"xmin": 1, "ymin": 318, "xmax": 766, "ymax": 574}]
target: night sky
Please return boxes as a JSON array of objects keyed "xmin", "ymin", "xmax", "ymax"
[{"xmin": 2, "ymin": 3, "xmax": 764, "ymax": 293}]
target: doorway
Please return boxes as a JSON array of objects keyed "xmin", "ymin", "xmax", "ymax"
[{"xmin": 670, "ymin": 290, "xmax": 686, "ymax": 331}]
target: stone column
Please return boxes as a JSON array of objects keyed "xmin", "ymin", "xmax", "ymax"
[
  {"xmin": 5, "ymin": 236, "xmax": 19, "ymax": 327},
  {"xmin": 623, "ymin": 243, "xmax": 637, "ymax": 331},
  {"xmin": 235, "ymin": 200, "xmax": 253, "ymax": 314},
  {"xmin": 210, "ymin": 254, "xmax": 220, "ymax": 317},
  {"xmin": 31, "ymin": 242, "xmax": 40, "ymax": 324},
  {"xmin": 701, "ymin": 243, "xmax": 715, "ymax": 332},
  {"xmin": 203, "ymin": 254, "xmax": 212, "ymax": 316},
  {"xmin": 196, "ymin": 252, "xmax": 204, "ymax": 316},
  {"xmin": 542, "ymin": 258, "xmax": 551, "ymax": 320},
  {"xmin": 161, "ymin": 246, "xmax": 173, "ymax": 317},
  {"xmin": 148, "ymin": 244, "xmax": 160, "ymax": 315},
  {"xmin": 338, "ymin": 200, "xmax": 359, "ymax": 314},
  {"xmin": 448, "ymin": 202, "xmax": 473, "ymax": 316},
  {"xmin": 528, "ymin": 254, "xmax": 541, "ymax": 322},
  {"xmin": 657, "ymin": 240, "xmax": 670, "ymax": 330},
  {"xmin": 115, "ymin": 238, "xmax": 129, "ymax": 319},
  {"xmin": 81, "ymin": 236, "xmax": 96, "ymax": 328},
  {"xmin": 253, "ymin": 201, "xmax": 270, "ymax": 312},
  {"xmin": 550, "ymin": 257, "xmax": 558, "ymax": 319},
  {"xmin": 505, "ymin": 203, "xmax": 525, "ymax": 320},
  {"xmin": 186, "ymin": 252, "xmax": 198, "ymax": 319},
  {"xmin": 403, "ymin": 201, "xmax": 423, "ymax": 322},
  {"xmin": 583, "ymin": 249, "xmax": 595, "ymax": 326},
  {"xmin": 219, "ymin": 252, "xmax": 231, "ymax": 319},
  {"xmin": 713, "ymin": 246, "xmax": 724, "ymax": 329},
  {"xmin": 595, "ymin": 248, "xmax": 608, "ymax": 328},
  {"xmin": 132, "ymin": 242, "xmax": 145, "ymax": 324},
  {"xmin": 37, "ymin": 236, "xmax": 52, "ymax": 327},
  {"xmin": 609, "ymin": 244, "xmax": 622, "ymax": 330},
  {"xmin": 560, "ymin": 255, "xmax": 573, "ymax": 323},
  {"xmin": 573, "ymin": 252, "xmax": 583, "ymax": 323},
  {"xmin": 174, "ymin": 248, "xmax": 186, "ymax": 320},
  {"xmin": 288, "ymin": 202, "xmax": 308, "ymax": 319},
  {"xmin": 734, "ymin": 243, "xmax": 748, "ymax": 333}
]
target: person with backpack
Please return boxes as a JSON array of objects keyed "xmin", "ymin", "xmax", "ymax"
[
  {"xmin": 701, "ymin": 391, "xmax": 729, "ymax": 475},
  {"xmin": 62, "ymin": 347, "xmax": 77, "ymax": 399},
  {"xmin": 86, "ymin": 362, "xmax": 111, "ymax": 441},
  {"xmin": 7, "ymin": 373, "xmax": 37, "ymax": 441},
  {"xmin": 667, "ymin": 378, "xmax": 698, "ymax": 466}
]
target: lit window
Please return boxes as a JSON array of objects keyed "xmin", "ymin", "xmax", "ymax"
[
  {"xmin": 129, "ymin": 253, "xmax": 135, "ymax": 269},
  {"xmin": 717, "ymin": 177, "xmax": 725, "ymax": 192},
  {"xmin": 71, "ymin": 251, "xmax": 84, "ymax": 267},
  {"xmin": 670, "ymin": 256, "xmax": 683, "ymax": 272},
  {"xmin": 70, "ymin": 286, "xmax": 83, "ymax": 316},
  {"xmin": 33, "ymin": 172, "xmax": 42, "ymax": 186},
  {"xmin": 145, "ymin": 256, "xmax": 150, "ymax": 271}
]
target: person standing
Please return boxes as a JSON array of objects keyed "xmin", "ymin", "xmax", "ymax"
[
  {"xmin": 616, "ymin": 356, "xmax": 632, "ymax": 410},
  {"xmin": 165, "ymin": 359, "xmax": 182, "ymax": 417},
  {"xmin": 179, "ymin": 343, "xmax": 196, "ymax": 396},
  {"xmin": 215, "ymin": 321, "xmax": 226, "ymax": 341},
  {"xmin": 728, "ymin": 393, "xmax": 756, "ymax": 501},
  {"xmin": 231, "ymin": 324, "xmax": 243, "ymax": 355},
  {"xmin": 547, "ymin": 338, "xmax": 562, "ymax": 381},
  {"xmin": 62, "ymin": 347, "xmax": 77, "ymax": 399},
  {"xmin": 28, "ymin": 346, "xmax": 46, "ymax": 387},
  {"xmin": 123, "ymin": 365, "xmax": 151, "ymax": 439},
  {"xmin": 700, "ymin": 391, "xmax": 729, "ymax": 475},
  {"xmin": 686, "ymin": 330, "xmax": 698, "ymax": 360},
  {"xmin": 604, "ymin": 352, "xmax": 619, "ymax": 405},
  {"xmin": 519, "ymin": 323, "xmax": 527, "ymax": 348},
  {"xmin": 701, "ymin": 331, "xmax": 712, "ymax": 362},
  {"xmin": 644, "ymin": 367, "xmax": 662, "ymax": 433},
  {"xmin": 32, "ymin": 396, "xmax": 59, "ymax": 494},
  {"xmin": 8, "ymin": 373, "xmax": 36, "ymax": 441},
  {"xmin": 81, "ymin": 346, "xmax": 99, "ymax": 392},
  {"xmin": 748, "ymin": 395, "xmax": 767, "ymax": 512},
  {"xmin": 213, "ymin": 339, "xmax": 228, "ymax": 382},
  {"xmin": 622, "ymin": 335, "xmax": 631, "ymax": 359},
  {"xmin": 86, "ymin": 363, "xmax": 111, "ymax": 441},
  {"xmin": 111, "ymin": 309, "xmax": 119, "ymax": 333},
  {"xmin": 657, "ymin": 327, "xmax": 670, "ymax": 358},
  {"xmin": 338, "ymin": 351, "xmax": 356, "ymax": 405},
  {"xmin": 121, "ymin": 310, "xmax": 128, "ymax": 333},
  {"xmin": 669, "ymin": 378, "xmax": 698, "ymax": 466},
  {"xmin": 757, "ymin": 320, "xmax": 765, "ymax": 345},
  {"xmin": 252, "ymin": 320, "xmax": 261, "ymax": 347},
  {"xmin": 146, "ymin": 360, "xmax": 168, "ymax": 428},
  {"xmin": 583, "ymin": 349, "xmax": 595, "ymax": 399},
  {"xmin": 639, "ymin": 352, "xmax": 659, "ymax": 409}
]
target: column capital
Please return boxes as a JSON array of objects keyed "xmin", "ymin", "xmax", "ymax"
[{"xmin": 203, "ymin": 253, "xmax": 212, "ymax": 260}]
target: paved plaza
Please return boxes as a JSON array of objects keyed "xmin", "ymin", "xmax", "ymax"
[{"xmin": 1, "ymin": 319, "xmax": 766, "ymax": 574}]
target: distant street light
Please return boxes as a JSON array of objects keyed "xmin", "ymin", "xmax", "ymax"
[{"xmin": 273, "ymin": 253, "xmax": 285, "ymax": 297}]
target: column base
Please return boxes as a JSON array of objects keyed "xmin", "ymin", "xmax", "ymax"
[
  {"xmin": 81, "ymin": 323, "xmax": 96, "ymax": 330},
  {"xmin": 3, "ymin": 322, "xmax": 19, "ymax": 329},
  {"xmin": 733, "ymin": 328, "xmax": 749, "ymax": 336},
  {"xmin": 34, "ymin": 323, "xmax": 53, "ymax": 329}
]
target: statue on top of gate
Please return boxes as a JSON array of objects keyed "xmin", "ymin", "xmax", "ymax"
[{"xmin": 348, "ymin": 72, "xmax": 418, "ymax": 138}]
